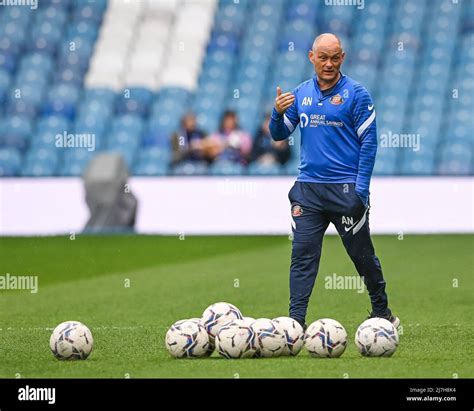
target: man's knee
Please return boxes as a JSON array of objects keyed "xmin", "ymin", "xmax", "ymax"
[
  {"xmin": 344, "ymin": 235, "xmax": 375, "ymax": 261},
  {"xmin": 292, "ymin": 240, "xmax": 322, "ymax": 261},
  {"xmin": 349, "ymin": 253, "xmax": 383, "ymax": 276}
]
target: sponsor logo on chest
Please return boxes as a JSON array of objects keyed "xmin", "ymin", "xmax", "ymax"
[
  {"xmin": 299, "ymin": 113, "xmax": 344, "ymax": 129},
  {"xmin": 299, "ymin": 90, "xmax": 347, "ymax": 129}
]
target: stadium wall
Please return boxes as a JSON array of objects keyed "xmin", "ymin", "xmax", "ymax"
[{"xmin": 0, "ymin": 177, "xmax": 472, "ymax": 236}]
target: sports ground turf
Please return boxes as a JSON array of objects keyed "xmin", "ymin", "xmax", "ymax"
[{"xmin": 0, "ymin": 234, "xmax": 472, "ymax": 378}]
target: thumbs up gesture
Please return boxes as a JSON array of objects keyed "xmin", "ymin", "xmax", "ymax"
[{"xmin": 274, "ymin": 86, "xmax": 296, "ymax": 115}]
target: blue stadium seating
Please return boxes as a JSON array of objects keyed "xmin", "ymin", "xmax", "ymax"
[
  {"xmin": 173, "ymin": 161, "xmax": 209, "ymax": 176},
  {"xmin": 210, "ymin": 160, "xmax": 245, "ymax": 176},
  {"xmin": 0, "ymin": 0, "xmax": 471, "ymax": 177},
  {"xmin": 248, "ymin": 162, "xmax": 282, "ymax": 176},
  {"xmin": 0, "ymin": 147, "xmax": 22, "ymax": 176},
  {"xmin": 0, "ymin": 115, "xmax": 32, "ymax": 151},
  {"xmin": 22, "ymin": 147, "xmax": 60, "ymax": 177}
]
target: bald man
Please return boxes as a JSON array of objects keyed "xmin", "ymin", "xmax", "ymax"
[{"xmin": 269, "ymin": 33, "xmax": 399, "ymax": 329}]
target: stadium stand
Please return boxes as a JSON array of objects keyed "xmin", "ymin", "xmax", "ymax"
[{"xmin": 0, "ymin": 0, "xmax": 472, "ymax": 177}]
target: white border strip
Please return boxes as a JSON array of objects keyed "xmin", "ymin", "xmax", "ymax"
[{"xmin": 0, "ymin": 177, "xmax": 472, "ymax": 235}]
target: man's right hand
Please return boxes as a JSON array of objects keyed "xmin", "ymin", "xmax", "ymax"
[{"xmin": 274, "ymin": 86, "xmax": 296, "ymax": 115}]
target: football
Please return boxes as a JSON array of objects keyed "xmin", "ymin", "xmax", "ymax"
[
  {"xmin": 251, "ymin": 318, "xmax": 286, "ymax": 358},
  {"xmin": 173, "ymin": 318, "xmax": 201, "ymax": 326},
  {"xmin": 273, "ymin": 316, "xmax": 304, "ymax": 356},
  {"xmin": 304, "ymin": 318, "xmax": 347, "ymax": 358},
  {"xmin": 187, "ymin": 317, "xmax": 203, "ymax": 323},
  {"xmin": 226, "ymin": 317, "xmax": 255, "ymax": 327},
  {"xmin": 201, "ymin": 302, "xmax": 243, "ymax": 342},
  {"xmin": 165, "ymin": 319, "xmax": 210, "ymax": 358},
  {"xmin": 49, "ymin": 321, "xmax": 94, "ymax": 360},
  {"xmin": 215, "ymin": 320, "xmax": 257, "ymax": 359},
  {"xmin": 355, "ymin": 318, "xmax": 399, "ymax": 357},
  {"xmin": 172, "ymin": 318, "xmax": 214, "ymax": 356}
]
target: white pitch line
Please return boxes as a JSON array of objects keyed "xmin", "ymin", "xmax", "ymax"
[
  {"xmin": 0, "ymin": 323, "xmax": 465, "ymax": 332},
  {"xmin": 0, "ymin": 325, "xmax": 170, "ymax": 331}
]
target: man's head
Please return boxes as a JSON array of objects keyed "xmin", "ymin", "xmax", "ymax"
[
  {"xmin": 262, "ymin": 113, "xmax": 271, "ymax": 133},
  {"xmin": 220, "ymin": 110, "xmax": 238, "ymax": 132},
  {"xmin": 181, "ymin": 113, "xmax": 197, "ymax": 132},
  {"xmin": 309, "ymin": 33, "xmax": 345, "ymax": 86}
]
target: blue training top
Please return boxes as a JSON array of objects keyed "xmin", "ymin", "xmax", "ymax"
[{"xmin": 269, "ymin": 73, "xmax": 377, "ymax": 203}]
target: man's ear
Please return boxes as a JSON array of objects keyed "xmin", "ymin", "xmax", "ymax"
[
  {"xmin": 341, "ymin": 51, "xmax": 346, "ymax": 63},
  {"xmin": 308, "ymin": 49, "xmax": 314, "ymax": 65}
]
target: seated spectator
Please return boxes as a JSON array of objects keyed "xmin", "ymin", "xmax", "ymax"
[
  {"xmin": 204, "ymin": 110, "xmax": 252, "ymax": 164},
  {"xmin": 251, "ymin": 113, "xmax": 291, "ymax": 165},
  {"xmin": 171, "ymin": 113, "xmax": 207, "ymax": 164}
]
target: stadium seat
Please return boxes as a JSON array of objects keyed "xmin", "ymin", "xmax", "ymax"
[
  {"xmin": 0, "ymin": 115, "xmax": 32, "ymax": 151},
  {"xmin": 22, "ymin": 147, "xmax": 60, "ymax": 177},
  {"xmin": 248, "ymin": 162, "xmax": 282, "ymax": 176},
  {"xmin": 0, "ymin": 147, "xmax": 22, "ymax": 176},
  {"xmin": 438, "ymin": 141, "xmax": 473, "ymax": 175},
  {"xmin": 173, "ymin": 161, "xmax": 209, "ymax": 176},
  {"xmin": 210, "ymin": 160, "xmax": 245, "ymax": 176}
]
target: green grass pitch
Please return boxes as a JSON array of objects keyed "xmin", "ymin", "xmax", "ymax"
[{"xmin": 0, "ymin": 234, "xmax": 472, "ymax": 378}]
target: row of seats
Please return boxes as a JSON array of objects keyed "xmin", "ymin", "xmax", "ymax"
[{"xmin": 0, "ymin": 0, "xmax": 472, "ymax": 177}]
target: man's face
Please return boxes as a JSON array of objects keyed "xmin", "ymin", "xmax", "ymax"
[
  {"xmin": 262, "ymin": 115, "xmax": 270, "ymax": 133},
  {"xmin": 309, "ymin": 45, "xmax": 345, "ymax": 84},
  {"xmin": 222, "ymin": 115, "xmax": 237, "ymax": 131},
  {"xmin": 183, "ymin": 115, "xmax": 196, "ymax": 131}
]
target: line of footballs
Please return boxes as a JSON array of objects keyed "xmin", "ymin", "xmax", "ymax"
[{"xmin": 165, "ymin": 302, "xmax": 399, "ymax": 359}]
